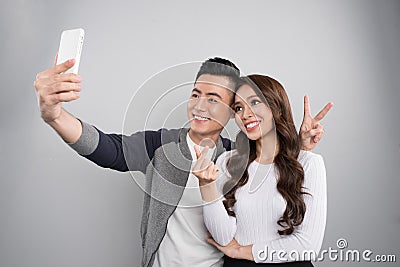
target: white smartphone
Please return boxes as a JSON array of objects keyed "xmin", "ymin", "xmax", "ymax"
[{"xmin": 56, "ymin": 28, "xmax": 85, "ymax": 74}]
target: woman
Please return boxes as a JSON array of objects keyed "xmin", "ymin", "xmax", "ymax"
[{"xmin": 193, "ymin": 75, "xmax": 327, "ymax": 266}]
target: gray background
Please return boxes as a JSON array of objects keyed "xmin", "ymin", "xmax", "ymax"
[{"xmin": 1, "ymin": 0, "xmax": 399, "ymax": 266}]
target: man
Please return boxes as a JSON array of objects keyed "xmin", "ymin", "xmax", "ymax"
[{"xmin": 34, "ymin": 57, "xmax": 331, "ymax": 267}]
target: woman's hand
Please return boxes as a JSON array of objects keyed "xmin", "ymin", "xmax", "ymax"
[
  {"xmin": 206, "ymin": 237, "xmax": 254, "ymax": 261},
  {"xmin": 300, "ymin": 96, "xmax": 333, "ymax": 151},
  {"xmin": 192, "ymin": 146, "xmax": 219, "ymax": 186}
]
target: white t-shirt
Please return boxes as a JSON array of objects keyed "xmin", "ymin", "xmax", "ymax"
[
  {"xmin": 203, "ymin": 150, "xmax": 327, "ymax": 263},
  {"xmin": 152, "ymin": 134, "xmax": 224, "ymax": 267}
]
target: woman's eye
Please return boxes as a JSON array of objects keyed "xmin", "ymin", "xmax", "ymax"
[
  {"xmin": 234, "ymin": 106, "xmax": 243, "ymax": 112},
  {"xmin": 251, "ymin": 100, "xmax": 261, "ymax": 106}
]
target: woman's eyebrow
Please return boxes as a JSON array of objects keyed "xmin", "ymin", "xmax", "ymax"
[
  {"xmin": 234, "ymin": 94, "xmax": 259, "ymax": 105},
  {"xmin": 246, "ymin": 94, "xmax": 259, "ymax": 100},
  {"xmin": 233, "ymin": 99, "xmax": 243, "ymax": 106}
]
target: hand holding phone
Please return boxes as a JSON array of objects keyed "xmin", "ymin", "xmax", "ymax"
[{"xmin": 56, "ymin": 28, "xmax": 84, "ymax": 74}]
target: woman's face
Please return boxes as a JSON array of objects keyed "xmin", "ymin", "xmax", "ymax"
[{"xmin": 233, "ymin": 84, "xmax": 275, "ymax": 141}]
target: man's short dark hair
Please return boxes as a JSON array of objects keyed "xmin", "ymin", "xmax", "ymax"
[{"xmin": 195, "ymin": 57, "xmax": 240, "ymax": 86}]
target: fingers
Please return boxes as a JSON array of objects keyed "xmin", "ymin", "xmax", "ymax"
[
  {"xmin": 303, "ymin": 123, "xmax": 323, "ymax": 138},
  {"xmin": 194, "ymin": 145, "xmax": 202, "ymax": 159},
  {"xmin": 314, "ymin": 102, "xmax": 334, "ymax": 122},
  {"xmin": 194, "ymin": 159, "xmax": 213, "ymax": 178},
  {"xmin": 192, "ymin": 146, "xmax": 218, "ymax": 183},
  {"xmin": 194, "ymin": 146, "xmax": 210, "ymax": 169},
  {"xmin": 34, "ymin": 78, "xmax": 82, "ymax": 96},
  {"xmin": 301, "ymin": 128, "xmax": 314, "ymax": 139},
  {"xmin": 313, "ymin": 124, "xmax": 325, "ymax": 143},
  {"xmin": 53, "ymin": 59, "xmax": 76, "ymax": 75},
  {"xmin": 194, "ymin": 145, "xmax": 209, "ymax": 160},
  {"xmin": 314, "ymin": 130, "xmax": 324, "ymax": 143},
  {"xmin": 308, "ymin": 126, "xmax": 323, "ymax": 138},
  {"xmin": 308, "ymin": 124, "xmax": 324, "ymax": 142},
  {"xmin": 54, "ymin": 52, "xmax": 58, "ymax": 66},
  {"xmin": 303, "ymin": 95, "xmax": 311, "ymax": 116},
  {"xmin": 48, "ymin": 82, "xmax": 82, "ymax": 95},
  {"xmin": 49, "ymin": 91, "xmax": 80, "ymax": 104},
  {"xmin": 37, "ymin": 59, "xmax": 76, "ymax": 79},
  {"xmin": 199, "ymin": 149, "xmax": 211, "ymax": 171},
  {"xmin": 52, "ymin": 73, "xmax": 82, "ymax": 83},
  {"xmin": 35, "ymin": 69, "xmax": 82, "ymax": 96},
  {"xmin": 206, "ymin": 237, "xmax": 221, "ymax": 249},
  {"xmin": 205, "ymin": 163, "xmax": 218, "ymax": 181}
]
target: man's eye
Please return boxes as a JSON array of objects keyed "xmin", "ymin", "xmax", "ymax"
[
  {"xmin": 191, "ymin": 94, "xmax": 199, "ymax": 98},
  {"xmin": 208, "ymin": 98, "xmax": 218, "ymax": 103}
]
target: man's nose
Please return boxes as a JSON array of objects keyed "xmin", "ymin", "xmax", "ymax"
[{"xmin": 194, "ymin": 97, "xmax": 208, "ymax": 111}]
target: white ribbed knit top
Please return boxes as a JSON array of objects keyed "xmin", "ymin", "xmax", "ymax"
[{"xmin": 203, "ymin": 150, "xmax": 327, "ymax": 263}]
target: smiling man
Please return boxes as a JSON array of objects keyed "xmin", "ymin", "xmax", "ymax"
[
  {"xmin": 34, "ymin": 57, "xmax": 331, "ymax": 267},
  {"xmin": 188, "ymin": 73, "xmax": 235, "ymax": 144}
]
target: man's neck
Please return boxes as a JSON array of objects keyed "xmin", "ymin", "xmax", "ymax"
[{"xmin": 187, "ymin": 129, "xmax": 220, "ymax": 147}]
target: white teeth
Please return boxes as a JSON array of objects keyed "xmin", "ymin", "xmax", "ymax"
[
  {"xmin": 246, "ymin": 122, "xmax": 259, "ymax": 128},
  {"xmin": 194, "ymin": 115, "xmax": 209, "ymax": 121}
]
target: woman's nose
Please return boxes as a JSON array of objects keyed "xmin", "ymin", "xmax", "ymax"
[{"xmin": 243, "ymin": 106, "xmax": 254, "ymax": 119}]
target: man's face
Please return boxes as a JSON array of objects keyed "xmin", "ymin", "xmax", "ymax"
[{"xmin": 187, "ymin": 74, "xmax": 234, "ymax": 137}]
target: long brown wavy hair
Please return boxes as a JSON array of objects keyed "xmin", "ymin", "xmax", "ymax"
[{"xmin": 222, "ymin": 74, "xmax": 309, "ymax": 235}]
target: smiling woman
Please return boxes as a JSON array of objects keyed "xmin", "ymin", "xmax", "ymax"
[
  {"xmin": 233, "ymin": 83, "xmax": 275, "ymax": 143},
  {"xmin": 194, "ymin": 75, "xmax": 327, "ymax": 267}
]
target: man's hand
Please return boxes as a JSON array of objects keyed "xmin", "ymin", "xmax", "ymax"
[
  {"xmin": 206, "ymin": 237, "xmax": 254, "ymax": 261},
  {"xmin": 34, "ymin": 56, "xmax": 82, "ymax": 123},
  {"xmin": 300, "ymin": 96, "xmax": 333, "ymax": 151}
]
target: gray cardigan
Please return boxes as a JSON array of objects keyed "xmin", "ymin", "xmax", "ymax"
[{"xmin": 69, "ymin": 121, "xmax": 232, "ymax": 267}]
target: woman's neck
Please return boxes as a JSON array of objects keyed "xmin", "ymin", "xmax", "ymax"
[{"xmin": 255, "ymin": 132, "xmax": 279, "ymax": 164}]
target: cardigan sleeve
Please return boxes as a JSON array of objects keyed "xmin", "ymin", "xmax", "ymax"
[{"xmin": 68, "ymin": 119, "xmax": 165, "ymax": 173}]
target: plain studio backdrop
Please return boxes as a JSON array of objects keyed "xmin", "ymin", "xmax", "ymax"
[{"xmin": 1, "ymin": 0, "xmax": 399, "ymax": 266}]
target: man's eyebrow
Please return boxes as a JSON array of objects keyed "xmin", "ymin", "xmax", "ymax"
[
  {"xmin": 191, "ymin": 88, "xmax": 223, "ymax": 100},
  {"xmin": 192, "ymin": 88, "xmax": 201, "ymax": 94},
  {"xmin": 206, "ymin": 92, "xmax": 223, "ymax": 100}
]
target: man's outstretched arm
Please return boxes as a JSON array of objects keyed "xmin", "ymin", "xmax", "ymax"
[{"xmin": 34, "ymin": 58, "xmax": 158, "ymax": 173}]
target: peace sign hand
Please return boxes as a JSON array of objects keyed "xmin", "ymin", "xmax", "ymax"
[{"xmin": 300, "ymin": 96, "xmax": 333, "ymax": 151}]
